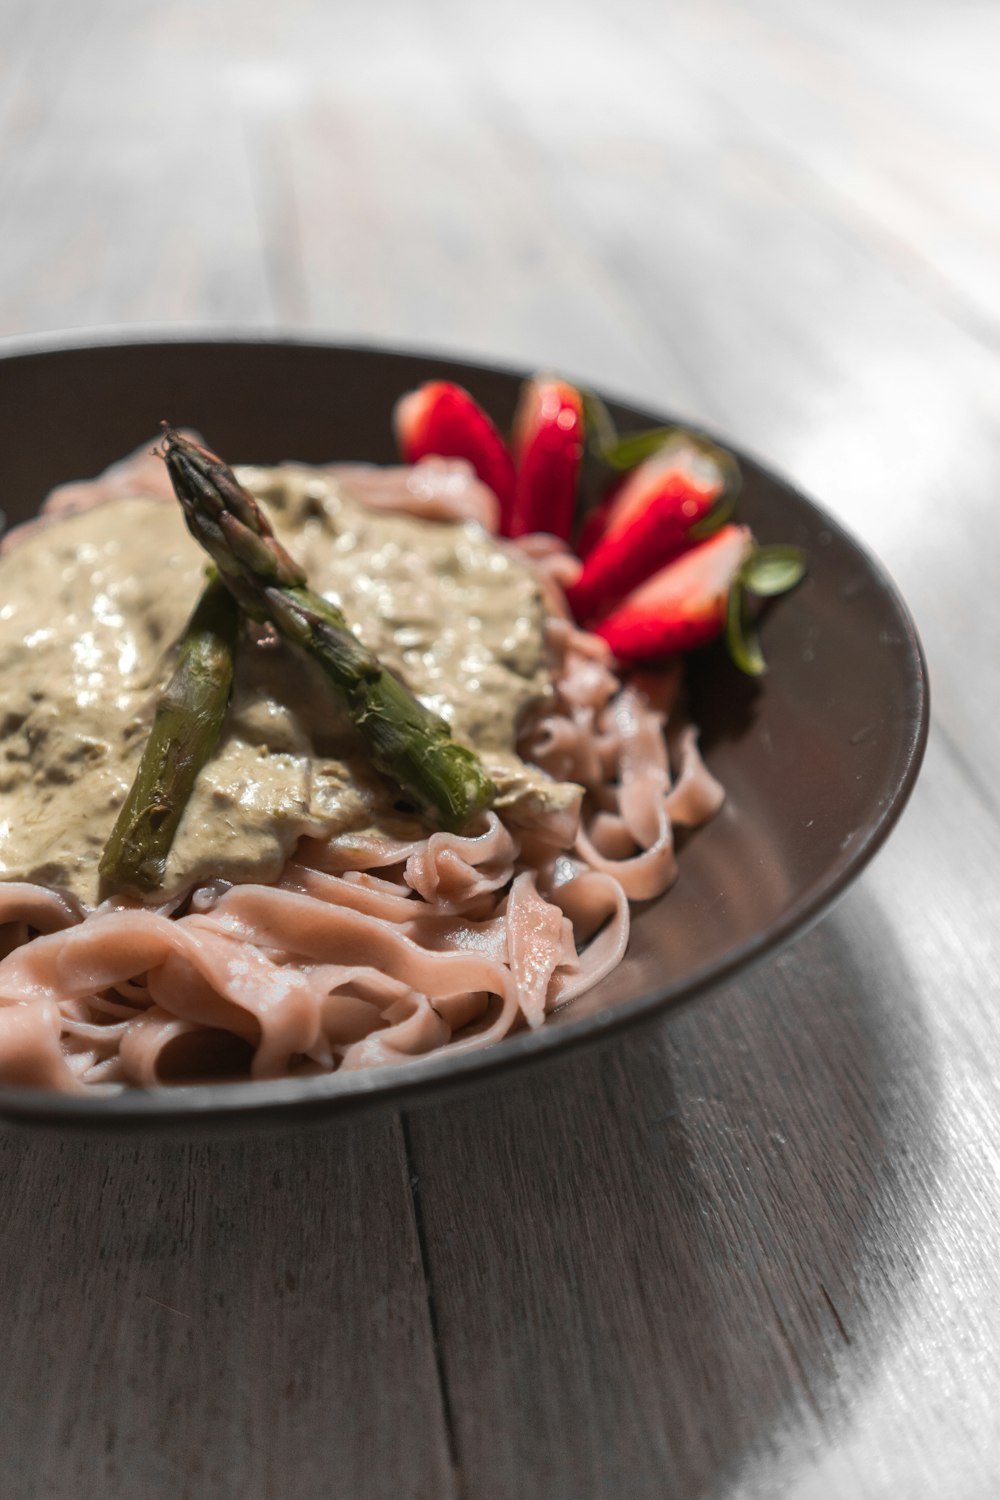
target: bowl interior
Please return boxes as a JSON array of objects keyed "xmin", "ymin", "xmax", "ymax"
[{"xmin": 0, "ymin": 336, "xmax": 928, "ymax": 1128}]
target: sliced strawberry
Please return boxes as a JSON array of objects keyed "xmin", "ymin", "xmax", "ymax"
[
  {"xmin": 508, "ymin": 376, "xmax": 585, "ymax": 540},
  {"xmin": 575, "ymin": 495, "xmax": 614, "ymax": 559},
  {"xmin": 595, "ymin": 525, "xmax": 753, "ymax": 660},
  {"xmin": 566, "ymin": 434, "xmax": 737, "ymax": 624},
  {"xmin": 393, "ymin": 381, "xmax": 515, "ymax": 519}
]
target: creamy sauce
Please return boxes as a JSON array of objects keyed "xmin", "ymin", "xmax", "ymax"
[{"xmin": 0, "ymin": 465, "xmax": 578, "ymax": 906}]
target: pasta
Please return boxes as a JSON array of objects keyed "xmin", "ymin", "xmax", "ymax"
[{"xmin": 0, "ymin": 443, "xmax": 723, "ymax": 1092}]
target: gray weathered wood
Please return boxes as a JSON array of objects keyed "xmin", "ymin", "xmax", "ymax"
[
  {"xmin": 0, "ymin": 0, "xmax": 996, "ymax": 1495},
  {"xmin": 0, "ymin": 1122, "xmax": 456, "ymax": 1500},
  {"xmin": 409, "ymin": 730, "xmax": 1000, "ymax": 1499}
]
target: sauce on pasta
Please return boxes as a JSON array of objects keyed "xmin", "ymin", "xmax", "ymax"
[{"xmin": 0, "ymin": 443, "xmax": 722, "ymax": 1091}]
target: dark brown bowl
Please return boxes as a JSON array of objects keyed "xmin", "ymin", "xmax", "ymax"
[{"xmin": 0, "ymin": 333, "xmax": 928, "ymax": 1131}]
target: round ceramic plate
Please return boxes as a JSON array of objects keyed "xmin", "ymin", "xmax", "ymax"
[{"xmin": 0, "ymin": 334, "xmax": 928, "ymax": 1131}]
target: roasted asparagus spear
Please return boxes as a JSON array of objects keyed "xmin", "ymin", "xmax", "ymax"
[
  {"xmin": 161, "ymin": 428, "xmax": 496, "ymax": 831},
  {"xmin": 99, "ymin": 574, "xmax": 239, "ymax": 894}
]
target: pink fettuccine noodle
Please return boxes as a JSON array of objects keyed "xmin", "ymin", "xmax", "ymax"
[{"xmin": 0, "ymin": 449, "xmax": 724, "ymax": 1092}]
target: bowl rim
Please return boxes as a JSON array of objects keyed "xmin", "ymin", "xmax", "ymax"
[{"xmin": 0, "ymin": 329, "xmax": 930, "ymax": 1129}]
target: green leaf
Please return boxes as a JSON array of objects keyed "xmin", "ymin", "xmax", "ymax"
[
  {"xmin": 580, "ymin": 389, "xmax": 618, "ymax": 457},
  {"xmin": 603, "ymin": 426, "xmax": 678, "ymax": 472},
  {"xmin": 740, "ymin": 544, "xmax": 808, "ymax": 598},
  {"xmin": 688, "ymin": 489, "xmax": 737, "ymax": 541},
  {"xmin": 574, "ymin": 390, "xmax": 620, "ymax": 533},
  {"xmin": 725, "ymin": 585, "xmax": 766, "ymax": 676}
]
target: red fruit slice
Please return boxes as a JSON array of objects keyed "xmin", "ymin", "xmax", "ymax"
[
  {"xmin": 393, "ymin": 381, "xmax": 515, "ymax": 518},
  {"xmin": 595, "ymin": 525, "xmax": 753, "ymax": 660},
  {"xmin": 567, "ymin": 437, "xmax": 728, "ymax": 623},
  {"xmin": 508, "ymin": 377, "xmax": 585, "ymax": 540},
  {"xmin": 575, "ymin": 496, "xmax": 614, "ymax": 559}
]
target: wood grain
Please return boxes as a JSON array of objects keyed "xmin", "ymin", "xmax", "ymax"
[
  {"xmin": 0, "ymin": 1122, "xmax": 456, "ymax": 1500},
  {"xmin": 0, "ymin": 1, "xmax": 996, "ymax": 1496},
  {"xmin": 408, "ymin": 730, "xmax": 1000, "ymax": 1499}
]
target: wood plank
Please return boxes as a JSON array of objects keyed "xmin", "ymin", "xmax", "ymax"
[
  {"xmin": 0, "ymin": 0, "xmax": 272, "ymax": 334},
  {"xmin": 0, "ymin": 9, "xmax": 454, "ymax": 1498},
  {"xmin": 0, "ymin": 2, "xmax": 997, "ymax": 1498},
  {"xmin": 657, "ymin": 0, "xmax": 1000, "ymax": 347},
  {"xmin": 386, "ymin": 9, "xmax": 1000, "ymax": 1490},
  {"xmin": 429, "ymin": 0, "xmax": 993, "ymax": 773},
  {"xmin": 0, "ymin": 1120, "xmax": 456, "ymax": 1500},
  {"xmin": 406, "ymin": 729, "xmax": 1000, "ymax": 1498},
  {"xmin": 226, "ymin": 0, "xmax": 688, "ymax": 401}
]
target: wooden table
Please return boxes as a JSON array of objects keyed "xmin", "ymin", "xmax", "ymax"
[{"xmin": 1, "ymin": 2, "xmax": 996, "ymax": 1494}]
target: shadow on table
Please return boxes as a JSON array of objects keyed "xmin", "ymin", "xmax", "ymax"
[{"xmin": 403, "ymin": 887, "xmax": 942, "ymax": 1500}]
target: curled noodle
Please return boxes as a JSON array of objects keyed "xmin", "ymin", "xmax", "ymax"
[
  {"xmin": 0, "ymin": 667, "xmax": 721, "ymax": 1089},
  {"xmin": 0, "ymin": 451, "xmax": 726, "ymax": 1093}
]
